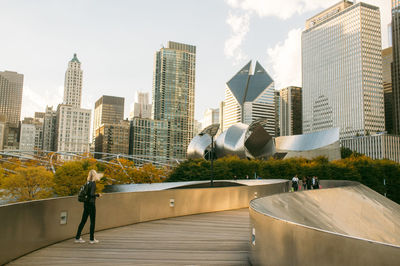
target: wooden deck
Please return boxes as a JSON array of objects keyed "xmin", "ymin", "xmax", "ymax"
[{"xmin": 9, "ymin": 209, "xmax": 251, "ymax": 265}]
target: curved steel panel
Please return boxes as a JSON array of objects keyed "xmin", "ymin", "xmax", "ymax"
[
  {"xmin": 187, "ymin": 134, "xmax": 212, "ymax": 159},
  {"xmin": 215, "ymin": 123, "xmax": 248, "ymax": 158},
  {"xmin": 249, "ymin": 182, "xmax": 400, "ymax": 265},
  {"xmin": 275, "ymin": 127, "xmax": 340, "ymax": 151}
]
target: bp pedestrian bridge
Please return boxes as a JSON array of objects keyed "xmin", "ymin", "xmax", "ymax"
[{"xmin": 1, "ymin": 179, "xmax": 400, "ymax": 265}]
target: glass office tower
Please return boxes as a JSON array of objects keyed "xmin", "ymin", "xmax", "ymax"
[{"xmin": 152, "ymin": 41, "xmax": 196, "ymax": 159}]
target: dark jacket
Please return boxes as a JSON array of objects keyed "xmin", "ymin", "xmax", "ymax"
[{"xmin": 87, "ymin": 181, "xmax": 99, "ymax": 203}]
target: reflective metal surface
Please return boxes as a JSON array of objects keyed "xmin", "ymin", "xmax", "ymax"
[
  {"xmin": 187, "ymin": 134, "xmax": 212, "ymax": 159},
  {"xmin": 189, "ymin": 123, "xmax": 340, "ymax": 160},
  {"xmin": 275, "ymin": 127, "xmax": 339, "ymax": 151},
  {"xmin": 249, "ymin": 181, "xmax": 400, "ymax": 265},
  {"xmin": 215, "ymin": 123, "xmax": 248, "ymax": 158}
]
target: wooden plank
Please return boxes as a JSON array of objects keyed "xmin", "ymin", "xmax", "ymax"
[{"xmin": 8, "ymin": 209, "xmax": 251, "ymax": 265}]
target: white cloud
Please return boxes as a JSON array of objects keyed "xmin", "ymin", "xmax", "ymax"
[
  {"xmin": 21, "ymin": 85, "xmax": 63, "ymax": 118},
  {"xmin": 224, "ymin": 11, "xmax": 250, "ymax": 63},
  {"xmin": 267, "ymin": 28, "xmax": 302, "ymax": 90}
]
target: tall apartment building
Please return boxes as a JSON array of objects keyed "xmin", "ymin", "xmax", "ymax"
[
  {"xmin": 19, "ymin": 117, "xmax": 43, "ymax": 152},
  {"xmin": 383, "ymin": 47, "xmax": 394, "ymax": 133},
  {"xmin": 93, "ymin": 95, "xmax": 128, "ymax": 157},
  {"xmin": 129, "ymin": 117, "xmax": 168, "ymax": 165},
  {"xmin": 129, "ymin": 91, "xmax": 152, "ymax": 119},
  {"xmin": 95, "ymin": 120, "xmax": 130, "ymax": 156},
  {"xmin": 280, "ymin": 86, "xmax": 302, "ymax": 136},
  {"xmin": 55, "ymin": 54, "xmax": 91, "ymax": 155},
  {"xmin": 42, "ymin": 106, "xmax": 57, "ymax": 151},
  {"xmin": 0, "ymin": 71, "xmax": 23, "ymax": 124},
  {"xmin": 222, "ymin": 60, "xmax": 276, "ymax": 136},
  {"xmin": 152, "ymin": 41, "xmax": 196, "ymax": 159},
  {"xmin": 302, "ymin": 1, "xmax": 384, "ymax": 138},
  {"xmin": 201, "ymin": 108, "xmax": 219, "ymax": 130},
  {"xmin": 392, "ymin": 0, "xmax": 400, "ymax": 134}
]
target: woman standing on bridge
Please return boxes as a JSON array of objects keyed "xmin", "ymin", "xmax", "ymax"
[{"xmin": 75, "ymin": 170, "xmax": 103, "ymax": 244}]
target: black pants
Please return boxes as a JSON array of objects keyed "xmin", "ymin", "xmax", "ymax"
[{"xmin": 75, "ymin": 202, "xmax": 96, "ymax": 241}]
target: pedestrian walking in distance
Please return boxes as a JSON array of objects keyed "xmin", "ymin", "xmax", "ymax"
[
  {"xmin": 292, "ymin": 175, "xmax": 299, "ymax": 191},
  {"xmin": 75, "ymin": 170, "xmax": 103, "ymax": 244}
]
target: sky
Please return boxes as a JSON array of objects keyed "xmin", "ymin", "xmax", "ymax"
[{"xmin": 0, "ymin": 0, "xmax": 391, "ymax": 122}]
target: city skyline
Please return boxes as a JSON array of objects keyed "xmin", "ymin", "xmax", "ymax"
[{"xmin": 0, "ymin": 0, "xmax": 391, "ymax": 121}]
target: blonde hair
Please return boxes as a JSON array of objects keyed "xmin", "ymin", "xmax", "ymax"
[{"xmin": 87, "ymin": 169, "xmax": 100, "ymax": 182}]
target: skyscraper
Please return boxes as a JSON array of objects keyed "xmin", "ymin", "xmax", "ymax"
[
  {"xmin": 201, "ymin": 108, "xmax": 219, "ymax": 130},
  {"xmin": 95, "ymin": 120, "xmax": 130, "ymax": 156},
  {"xmin": 152, "ymin": 41, "xmax": 196, "ymax": 159},
  {"xmin": 222, "ymin": 60, "xmax": 276, "ymax": 136},
  {"xmin": 0, "ymin": 71, "xmax": 24, "ymax": 124},
  {"xmin": 392, "ymin": 0, "xmax": 400, "ymax": 134},
  {"xmin": 93, "ymin": 96, "xmax": 124, "ymax": 134},
  {"xmin": 129, "ymin": 117, "xmax": 168, "ymax": 165},
  {"xmin": 280, "ymin": 86, "xmax": 302, "ymax": 136},
  {"xmin": 302, "ymin": 1, "xmax": 384, "ymax": 138},
  {"xmin": 42, "ymin": 106, "xmax": 57, "ymax": 151},
  {"xmin": 129, "ymin": 91, "xmax": 152, "ymax": 119},
  {"xmin": 93, "ymin": 95, "xmax": 126, "ymax": 157},
  {"xmin": 55, "ymin": 54, "xmax": 91, "ymax": 155},
  {"xmin": 63, "ymin": 53, "xmax": 82, "ymax": 107},
  {"xmin": 383, "ymin": 47, "xmax": 394, "ymax": 133}
]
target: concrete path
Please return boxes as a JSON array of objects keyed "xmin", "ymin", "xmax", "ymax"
[{"xmin": 9, "ymin": 209, "xmax": 250, "ymax": 265}]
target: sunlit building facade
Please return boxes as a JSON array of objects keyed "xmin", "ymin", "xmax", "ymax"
[
  {"xmin": 302, "ymin": 1, "xmax": 384, "ymax": 138},
  {"xmin": 56, "ymin": 54, "xmax": 91, "ymax": 155},
  {"xmin": 129, "ymin": 117, "xmax": 168, "ymax": 165},
  {"xmin": 342, "ymin": 133, "xmax": 400, "ymax": 163},
  {"xmin": 0, "ymin": 71, "xmax": 23, "ymax": 124},
  {"xmin": 93, "ymin": 95, "xmax": 124, "ymax": 148},
  {"xmin": 63, "ymin": 53, "xmax": 82, "ymax": 107},
  {"xmin": 130, "ymin": 91, "xmax": 152, "ymax": 119},
  {"xmin": 222, "ymin": 61, "xmax": 276, "ymax": 136},
  {"xmin": 152, "ymin": 41, "xmax": 196, "ymax": 160},
  {"xmin": 95, "ymin": 120, "xmax": 130, "ymax": 156},
  {"xmin": 201, "ymin": 108, "xmax": 219, "ymax": 130}
]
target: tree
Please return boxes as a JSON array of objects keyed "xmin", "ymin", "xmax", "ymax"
[
  {"xmin": 103, "ymin": 158, "xmax": 136, "ymax": 184},
  {"xmin": 54, "ymin": 160, "xmax": 105, "ymax": 196},
  {"xmin": 0, "ymin": 166, "xmax": 54, "ymax": 202},
  {"xmin": 135, "ymin": 164, "xmax": 167, "ymax": 183}
]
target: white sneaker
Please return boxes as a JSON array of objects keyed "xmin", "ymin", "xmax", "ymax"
[
  {"xmin": 74, "ymin": 238, "xmax": 85, "ymax": 243},
  {"xmin": 89, "ymin": 239, "xmax": 99, "ymax": 244}
]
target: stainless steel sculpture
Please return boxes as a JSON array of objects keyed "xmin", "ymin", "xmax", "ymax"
[
  {"xmin": 188, "ymin": 121, "xmax": 340, "ymax": 161},
  {"xmin": 275, "ymin": 127, "xmax": 340, "ymax": 160},
  {"xmin": 187, "ymin": 124, "xmax": 220, "ymax": 159}
]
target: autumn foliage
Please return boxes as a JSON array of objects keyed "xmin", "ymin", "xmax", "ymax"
[{"xmin": 0, "ymin": 157, "xmax": 168, "ymax": 203}]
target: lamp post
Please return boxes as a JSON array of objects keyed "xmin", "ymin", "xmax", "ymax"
[
  {"xmin": 210, "ymin": 134, "xmax": 214, "ymax": 187},
  {"xmin": 199, "ymin": 124, "xmax": 220, "ymax": 187}
]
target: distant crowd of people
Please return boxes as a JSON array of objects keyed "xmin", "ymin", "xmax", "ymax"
[{"xmin": 291, "ymin": 175, "xmax": 320, "ymax": 192}]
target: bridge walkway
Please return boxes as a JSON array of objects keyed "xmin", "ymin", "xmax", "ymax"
[{"xmin": 8, "ymin": 208, "xmax": 250, "ymax": 265}]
